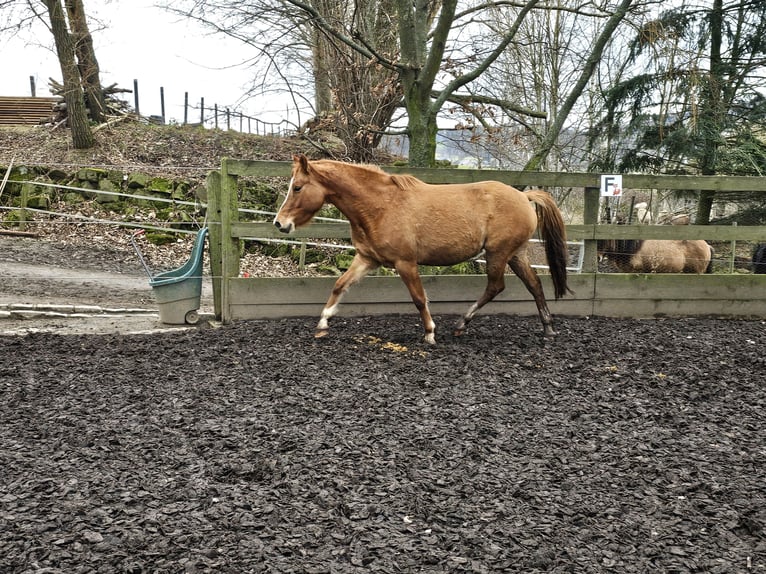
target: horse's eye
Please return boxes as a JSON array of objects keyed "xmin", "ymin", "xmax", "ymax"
[{"xmin": 293, "ymin": 185, "xmax": 302, "ymax": 193}]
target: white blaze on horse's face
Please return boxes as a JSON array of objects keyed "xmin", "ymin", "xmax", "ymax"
[{"xmin": 273, "ymin": 177, "xmax": 296, "ymax": 233}]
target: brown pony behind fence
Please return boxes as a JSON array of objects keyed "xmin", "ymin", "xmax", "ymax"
[
  {"xmin": 274, "ymin": 154, "xmax": 571, "ymax": 344},
  {"xmin": 597, "ymin": 239, "xmax": 714, "ymax": 274}
]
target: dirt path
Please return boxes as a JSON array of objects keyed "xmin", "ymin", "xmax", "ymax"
[{"xmin": 0, "ymin": 235, "xmax": 213, "ymax": 335}]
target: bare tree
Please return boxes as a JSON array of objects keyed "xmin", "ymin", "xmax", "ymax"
[
  {"xmin": 461, "ymin": 3, "xmax": 618, "ymax": 170},
  {"xmin": 164, "ymin": 0, "xmax": 644, "ymax": 167},
  {"xmin": 292, "ymin": 0, "xmax": 634, "ymax": 167},
  {"xmin": 523, "ymin": 0, "xmax": 634, "ymax": 170},
  {"xmin": 2, "ymin": 0, "xmax": 111, "ymax": 145},
  {"xmin": 42, "ymin": 0, "xmax": 93, "ymax": 148},
  {"xmin": 165, "ymin": 0, "xmax": 548, "ymax": 166},
  {"xmin": 301, "ymin": 0, "xmax": 401, "ymax": 161},
  {"xmin": 64, "ymin": 0, "xmax": 107, "ymax": 123},
  {"xmin": 163, "ymin": 0, "xmax": 401, "ymax": 162}
]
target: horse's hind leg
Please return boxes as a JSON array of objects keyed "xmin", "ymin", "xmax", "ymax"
[
  {"xmin": 508, "ymin": 255, "xmax": 557, "ymax": 338},
  {"xmin": 316, "ymin": 254, "xmax": 378, "ymax": 337},
  {"xmin": 454, "ymin": 258, "xmax": 506, "ymax": 336}
]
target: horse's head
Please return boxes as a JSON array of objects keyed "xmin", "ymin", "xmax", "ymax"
[{"xmin": 273, "ymin": 154, "xmax": 328, "ymax": 234}]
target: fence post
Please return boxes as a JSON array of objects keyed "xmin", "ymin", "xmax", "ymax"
[
  {"xmin": 19, "ymin": 182, "xmax": 29, "ymax": 231},
  {"xmin": 160, "ymin": 87, "xmax": 166, "ymax": 124},
  {"xmin": 219, "ymin": 158, "xmax": 241, "ymax": 323},
  {"xmin": 206, "ymin": 170, "xmax": 223, "ymax": 318},
  {"xmin": 299, "ymin": 240, "xmax": 307, "ymax": 271},
  {"xmin": 581, "ymin": 186, "xmax": 600, "ymax": 273},
  {"xmin": 184, "ymin": 92, "xmax": 189, "ymax": 125},
  {"xmin": 200, "ymin": 97, "xmax": 205, "ymax": 126},
  {"xmin": 133, "ymin": 79, "xmax": 140, "ymax": 116}
]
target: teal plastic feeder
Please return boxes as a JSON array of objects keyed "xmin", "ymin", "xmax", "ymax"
[{"xmin": 132, "ymin": 228, "xmax": 208, "ymax": 325}]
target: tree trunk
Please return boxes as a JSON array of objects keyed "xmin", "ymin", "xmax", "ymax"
[
  {"xmin": 403, "ymin": 76, "xmax": 438, "ymax": 167},
  {"xmin": 406, "ymin": 113, "xmax": 438, "ymax": 167},
  {"xmin": 396, "ymin": 0, "xmax": 455, "ymax": 167},
  {"xmin": 311, "ymin": 27, "xmax": 333, "ymax": 115},
  {"xmin": 695, "ymin": 0, "xmax": 724, "ymax": 225},
  {"xmin": 44, "ymin": 0, "xmax": 94, "ymax": 149},
  {"xmin": 64, "ymin": 0, "xmax": 108, "ymax": 123}
]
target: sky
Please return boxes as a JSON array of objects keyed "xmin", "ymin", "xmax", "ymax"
[{"xmin": 1, "ymin": 1, "xmax": 291, "ymax": 126}]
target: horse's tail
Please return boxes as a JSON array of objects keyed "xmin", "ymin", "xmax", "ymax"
[
  {"xmin": 705, "ymin": 244, "xmax": 714, "ymax": 274},
  {"xmin": 753, "ymin": 243, "xmax": 766, "ymax": 274},
  {"xmin": 525, "ymin": 190, "xmax": 572, "ymax": 299}
]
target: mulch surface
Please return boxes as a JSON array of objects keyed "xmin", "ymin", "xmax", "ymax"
[{"xmin": 1, "ymin": 314, "xmax": 764, "ymax": 573}]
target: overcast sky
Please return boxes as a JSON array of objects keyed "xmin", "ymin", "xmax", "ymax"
[{"xmin": 2, "ymin": 1, "xmax": 289, "ymax": 125}]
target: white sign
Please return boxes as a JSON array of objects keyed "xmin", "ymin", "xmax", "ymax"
[{"xmin": 601, "ymin": 174, "xmax": 623, "ymax": 197}]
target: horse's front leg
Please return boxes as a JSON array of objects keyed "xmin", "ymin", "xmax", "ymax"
[
  {"xmin": 395, "ymin": 261, "xmax": 436, "ymax": 344},
  {"xmin": 316, "ymin": 254, "xmax": 378, "ymax": 337}
]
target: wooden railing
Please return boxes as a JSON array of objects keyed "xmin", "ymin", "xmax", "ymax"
[{"xmin": 207, "ymin": 159, "xmax": 766, "ymax": 323}]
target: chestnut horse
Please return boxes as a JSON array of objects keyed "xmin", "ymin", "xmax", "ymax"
[
  {"xmin": 597, "ymin": 239, "xmax": 713, "ymax": 273},
  {"xmin": 274, "ymin": 154, "xmax": 571, "ymax": 344}
]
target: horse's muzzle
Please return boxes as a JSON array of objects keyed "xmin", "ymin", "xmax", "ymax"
[{"xmin": 273, "ymin": 219, "xmax": 293, "ymax": 234}]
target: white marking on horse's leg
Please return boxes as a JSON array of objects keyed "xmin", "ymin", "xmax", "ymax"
[
  {"xmin": 315, "ymin": 255, "xmax": 378, "ymax": 337},
  {"xmin": 317, "ymin": 302, "xmax": 339, "ymax": 331},
  {"xmin": 456, "ymin": 302, "xmax": 479, "ymax": 332},
  {"xmin": 423, "ymin": 317, "xmax": 436, "ymax": 344}
]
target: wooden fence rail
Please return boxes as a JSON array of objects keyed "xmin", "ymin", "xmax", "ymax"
[{"xmin": 207, "ymin": 159, "xmax": 766, "ymax": 324}]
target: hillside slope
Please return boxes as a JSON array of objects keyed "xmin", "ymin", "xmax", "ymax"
[{"xmin": 0, "ymin": 121, "xmax": 320, "ymax": 181}]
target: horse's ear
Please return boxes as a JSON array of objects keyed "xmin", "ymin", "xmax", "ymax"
[{"xmin": 293, "ymin": 154, "xmax": 310, "ymax": 174}]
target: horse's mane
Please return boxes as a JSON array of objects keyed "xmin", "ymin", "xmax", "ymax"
[
  {"xmin": 348, "ymin": 162, "xmax": 422, "ymax": 191},
  {"xmin": 317, "ymin": 159, "xmax": 421, "ymax": 191},
  {"xmin": 614, "ymin": 239, "xmax": 643, "ymax": 255},
  {"xmin": 598, "ymin": 238, "xmax": 644, "ymax": 257},
  {"xmin": 390, "ymin": 174, "xmax": 421, "ymax": 190}
]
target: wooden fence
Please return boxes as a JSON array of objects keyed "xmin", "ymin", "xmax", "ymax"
[{"xmin": 207, "ymin": 159, "xmax": 766, "ymax": 323}]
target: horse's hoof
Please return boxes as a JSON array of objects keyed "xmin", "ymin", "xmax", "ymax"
[
  {"xmin": 315, "ymin": 329, "xmax": 329, "ymax": 339},
  {"xmin": 543, "ymin": 329, "xmax": 558, "ymax": 339},
  {"xmin": 424, "ymin": 333, "xmax": 436, "ymax": 345}
]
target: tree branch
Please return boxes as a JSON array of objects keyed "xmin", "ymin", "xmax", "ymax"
[
  {"xmin": 283, "ymin": 0, "xmax": 400, "ymax": 71},
  {"xmin": 524, "ymin": 0, "xmax": 635, "ymax": 170},
  {"xmin": 432, "ymin": 0, "xmax": 542, "ymax": 112},
  {"xmin": 437, "ymin": 91, "xmax": 547, "ymax": 119}
]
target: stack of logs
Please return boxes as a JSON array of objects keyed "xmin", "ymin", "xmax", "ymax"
[{"xmin": 0, "ymin": 96, "xmax": 63, "ymax": 126}]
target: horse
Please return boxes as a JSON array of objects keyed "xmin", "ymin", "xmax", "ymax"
[
  {"xmin": 753, "ymin": 243, "xmax": 766, "ymax": 274},
  {"xmin": 597, "ymin": 238, "xmax": 713, "ymax": 273},
  {"xmin": 274, "ymin": 154, "xmax": 571, "ymax": 344}
]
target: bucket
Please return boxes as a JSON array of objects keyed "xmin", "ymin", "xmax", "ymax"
[{"xmin": 132, "ymin": 228, "xmax": 208, "ymax": 325}]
